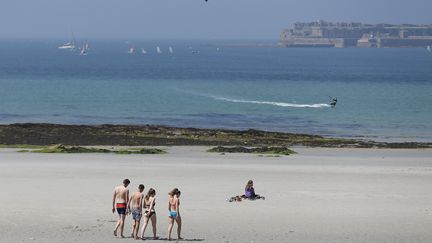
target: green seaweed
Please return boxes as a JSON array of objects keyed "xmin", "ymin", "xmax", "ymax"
[
  {"xmin": 1, "ymin": 123, "xmax": 431, "ymax": 148},
  {"xmin": 32, "ymin": 145, "xmax": 111, "ymax": 153},
  {"xmin": 29, "ymin": 144, "xmax": 166, "ymax": 155},
  {"xmin": 0, "ymin": 144, "xmax": 47, "ymax": 149},
  {"xmin": 113, "ymin": 148, "xmax": 166, "ymax": 154},
  {"xmin": 207, "ymin": 146, "xmax": 296, "ymax": 156}
]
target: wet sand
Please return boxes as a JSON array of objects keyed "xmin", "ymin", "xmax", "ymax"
[{"xmin": 0, "ymin": 147, "xmax": 431, "ymax": 242}]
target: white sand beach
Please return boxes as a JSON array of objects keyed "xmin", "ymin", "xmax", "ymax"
[{"xmin": 1, "ymin": 147, "xmax": 432, "ymax": 243}]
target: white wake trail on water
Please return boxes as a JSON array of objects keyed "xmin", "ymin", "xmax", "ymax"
[{"xmin": 211, "ymin": 96, "xmax": 331, "ymax": 108}]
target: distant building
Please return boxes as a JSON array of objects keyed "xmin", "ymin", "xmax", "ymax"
[{"xmin": 279, "ymin": 21, "xmax": 432, "ymax": 48}]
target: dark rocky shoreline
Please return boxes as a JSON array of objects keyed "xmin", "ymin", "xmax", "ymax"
[{"xmin": 0, "ymin": 123, "xmax": 431, "ymax": 149}]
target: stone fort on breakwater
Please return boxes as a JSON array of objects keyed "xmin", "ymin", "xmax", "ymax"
[{"xmin": 279, "ymin": 20, "xmax": 432, "ymax": 48}]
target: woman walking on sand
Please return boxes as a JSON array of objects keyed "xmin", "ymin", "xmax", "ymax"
[
  {"xmin": 140, "ymin": 188, "xmax": 158, "ymax": 240},
  {"xmin": 167, "ymin": 188, "xmax": 182, "ymax": 241}
]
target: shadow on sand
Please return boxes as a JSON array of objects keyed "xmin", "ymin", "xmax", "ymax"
[{"xmin": 140, "ymin": 237, "xmax": 204, "ymax": 241}]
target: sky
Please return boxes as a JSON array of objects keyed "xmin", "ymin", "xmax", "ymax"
[{"xmin": 0, "ymin": 0, "xmax": 431, "ymax": 39}]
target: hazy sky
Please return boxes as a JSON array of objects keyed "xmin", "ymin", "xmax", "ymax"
[{"xmin": 1, "ymin": 0, "xmax": 431, "ymax": 39}]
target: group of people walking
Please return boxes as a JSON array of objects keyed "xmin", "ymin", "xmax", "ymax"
[
  {"xmin": 112, "ymin": 179, "xmax": 263, "ymax": 240},
  {"xmin": 112, "ymin": 179, "xmax": 182, "ymax": 240}
]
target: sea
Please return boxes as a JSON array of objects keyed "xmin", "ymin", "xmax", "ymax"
[{"xmin": 0, "ymin": 39, "xmax": 431, "ymax": 142}]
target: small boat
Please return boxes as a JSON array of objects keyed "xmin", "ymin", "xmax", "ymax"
[
  {"xmin": 169, "ymin": 46, "xmax": 174, "ymax": 54},
  {"xmin": 79, "ymin": 41, "xmax": 89, "ymax": 55},
  {"xmin": 79, "ymin": 46, "xmax": 88, "ymax": 56},
  {"xmin": 427, "ymin": 45, "xmax": 431, "ymax": 52},
  {"xmin": 156, "ymin": 46, "xmax": 162, "ymax": 54},
  {"xmin": 58, "ymin": 27, "xmax": 76, "ymax": 50},
  {"xmin": 191, "ymin": 50, "xmax": 200, "ymax": 54},
  {"xmin": 58, "ymin": 42, "xmax": 75, "ymax": 50},
  {"xmin": 128, "ymin": 47, "xmax": 135, "ymax": 54},
  {"xmin": 141, "ymin": 48, "xmax": 147, "ymax": 54}
]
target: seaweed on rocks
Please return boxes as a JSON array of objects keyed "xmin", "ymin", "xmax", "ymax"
[
  {"xmin": 0, "ymin": 123, "xmax": 431, "ymax": 149},
  {"xmin": 113, "ymin": 148, "xmax": 166, "ymax": 154},
  {"xmin": 207, "ymin": 146, "xmax": 296, "ymax": 156},
  {"xmin": 31, "ymin": 144, "xmax": 111, "ymax": 153},
  {"xmin": 25, "ymin": 144, "xmax": 166, "ymax": 154}
]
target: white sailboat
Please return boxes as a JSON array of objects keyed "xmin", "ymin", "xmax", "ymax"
[
  {"xmin": 427, "ymin": 45, "xmax": 431, "ymax": 52},
  {"xmin": 128, "ymin": 47, "xmax": 135, "ymax": 54},
  {"xmin": 79, "ymin": 42, "xmax": 89, "ymax": 55},
  {"xmin": 58, "ymin": 42, "xmax": 75, "ymax": 50},
  {"xmin": 141, "ymin": 48, "xmax": 147, "ymax": 54},
  {"xmin": 169, "ymin": 46, "xmax": 174, "ymax": 54},
  {"xmin": 79, "ymin": 45, "xmax": 88, "ymax": 56},
  {"xmin": 156, "ymin": 46, "xmax": 162, "ymax": 54},
  {"xmin": 58, "ymin": 27, "xmax": 76, "ymax": 50}
]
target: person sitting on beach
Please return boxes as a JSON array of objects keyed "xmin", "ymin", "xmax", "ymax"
[
  {"xmin": 227, "ymin": 180, "xmax": 265, "ymax": 202},
  {"xmin": 167, "ymin": 188, "xmax": 183, "ymax": 241},
  {"xmin": 243, "ymin": 180, "xmax": 265, "ymax": 200},
  {"xmin": 128, "ymin": 184, "xmax": 144, "ymax": 240},
  {"xmin": 140, "ymin": 188, "xmax": 158, "ymax": 240},
  {"xmin": 112, "ymin": 179, "xmax": 130, "ymax": 238}
]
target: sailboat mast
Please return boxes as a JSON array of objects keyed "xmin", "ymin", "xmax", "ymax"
[{"xmin": 69, "ymin": 26, "xmax": 76, "ymax": 44}]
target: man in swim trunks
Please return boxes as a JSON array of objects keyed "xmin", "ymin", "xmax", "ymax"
[
  {"xmin": 112, "ymin": 179, "xmax": 130, "ymax": 238},
  {"xmin": 128, "ymin": 184, "xmax": 145, "ymax": 239}
]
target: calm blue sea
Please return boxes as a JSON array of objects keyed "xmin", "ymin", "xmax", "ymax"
[{"xmin": 0, "ymin": 39, "xmax": 431, "ymax": 142}]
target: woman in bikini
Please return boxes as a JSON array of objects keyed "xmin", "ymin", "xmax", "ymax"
[
  {"xmin": 167, "ymin": 188, "xmax": 182, "ymax": 241},
  {"xmin": 140, "ymin": 188, "xmax": 158, "ymax": 240}
]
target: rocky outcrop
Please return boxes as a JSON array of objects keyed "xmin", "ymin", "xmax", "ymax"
[{"xmin": 0, "ymin": 123, "xmax": 431, "ymax": 148}]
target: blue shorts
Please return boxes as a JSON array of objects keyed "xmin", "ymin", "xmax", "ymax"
[
  {"xmin": 132, "ymin": 208, "xmax": 142, "ymax": 221},
  {"xmin": 169, "ymin": 211, "xmax": 177, "ymax": 218}
]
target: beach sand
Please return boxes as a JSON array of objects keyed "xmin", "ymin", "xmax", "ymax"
[{"xmin": 0, "ymin": 147, "xmax": 431, "ymax": 243}]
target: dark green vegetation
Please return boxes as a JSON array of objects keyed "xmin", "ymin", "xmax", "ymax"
[
  {"xmin": 0, "ymin": 123, "xmax": 431, "ymax": 148},
  {"xmin": 113, "ymin": 148, "xmax": 166, "ymax": 154},
  {"xmin": 208, "ymin": 146, "xmax": 296, "ymax": 156},
  {"xmin": 0, "ymin": 144, "xmax": 47, "ymax": 149},
  {"xmin": 18, "ymin": 144, "xmax": 166, "ymax": 154}
]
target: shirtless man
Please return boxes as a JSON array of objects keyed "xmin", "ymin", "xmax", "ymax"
[
  {"xmin": 112, "ymin": 179, "xmax": 130, "ymax": 238},
  {"xmin": 128, "ymin": 184, "xmax": 145, "ymax": 239}
]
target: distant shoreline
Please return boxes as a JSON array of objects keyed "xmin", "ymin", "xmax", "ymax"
[{"xmin": 0, "ymin": 123, "xmax": 431, "ymax": 149}]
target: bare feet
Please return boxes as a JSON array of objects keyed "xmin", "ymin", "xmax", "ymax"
[{"xmin": 113, "ymin": 230, "xmax": 117, "ymax": 237}]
